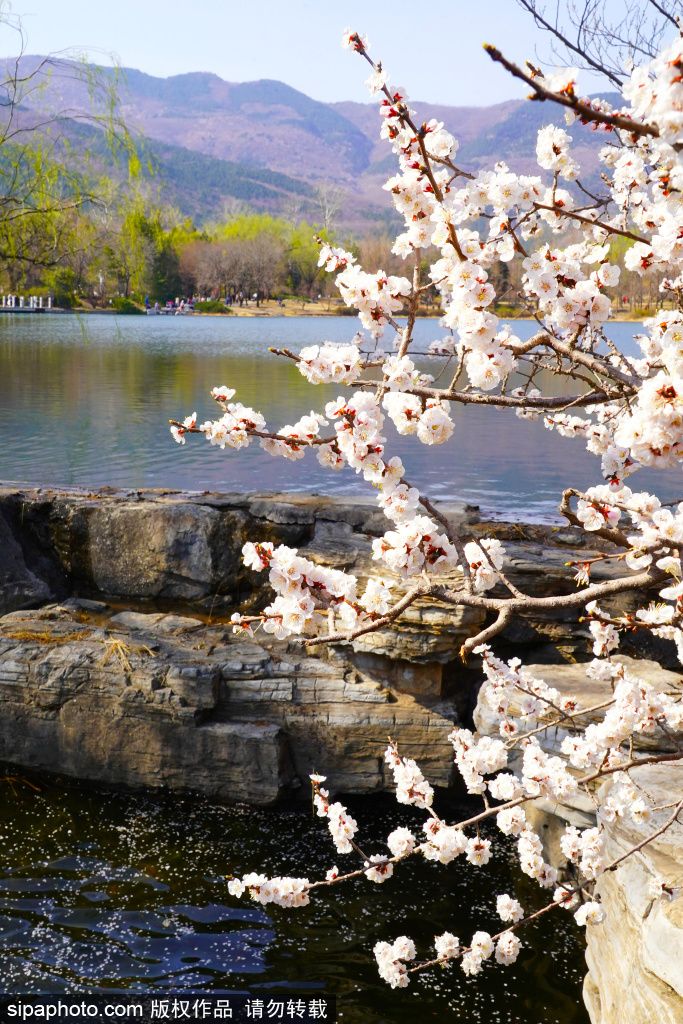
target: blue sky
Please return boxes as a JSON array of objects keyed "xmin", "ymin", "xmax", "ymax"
[{"xmin": 10, "ymin": 0, "xmax": 610, "ymax": 106}]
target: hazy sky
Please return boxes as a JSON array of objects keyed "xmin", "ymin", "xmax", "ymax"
[{"xmin": 9, "ymin": 0, "xmax": 609, "ymax": 107}]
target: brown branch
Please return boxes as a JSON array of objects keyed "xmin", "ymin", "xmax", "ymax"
[
  {"xmin": 514, "ymin": 0, "xmax": 626, "ymax": 87},
  {"xmin": 169, "ymin": 421, "xmax": 338, "ymax": 448},
  {"xmin": 413, "ymin": 490, "xmax": 473, "ymax": 593},
  {"xmin": 533, "ymin": 202, "xmax": 648, "ymax": 243},
  {"xmin": 559, "ymin": 488, "xmax": 632, "ymax": 547},
  {"xmin": 460, "ymin": 607, "xmax": 514, "ymax": 660},
  {"xmin": 432, "ymin": 565, "xmax": 669, "ymax": 613},
  {"xmin": 401, "ymin": 384, "xmax": 619, "ymax": 410},
  {"xmin": 484, "ymin": 44, "xmax": 657, "ymax": 138},
  {"xmin": 297, "ymin": 580, "xmax": 430, "ymax": 648}
]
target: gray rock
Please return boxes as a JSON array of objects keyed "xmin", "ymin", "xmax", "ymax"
[
  {"xmin": 84, "ymin": 502, "xmax": 220, "ymax": 599},
  {"xmin": 153, "ymin": 615, "xmax": 204, "ymax": 635},
  {"xmin": 62, "ymin": 597, "xmax": 109, "ymax": 612},
  {"xmin": 583, "ymin": 763, "xmax": 683, "ymax": 1024},
  {"xmin": 109, "ymin": 611, "xmax": 164, "ymax": 630},
  {"xmin": 248, "ymin": 499, "xmax": 315, "ymax": 525},
  {"xmin": 0, "ymin": 511, "xmax": 52, "ymax": 615},
  {"xmin": 0, "ymin": 608, "xmax": 459, "ymax": 803}
]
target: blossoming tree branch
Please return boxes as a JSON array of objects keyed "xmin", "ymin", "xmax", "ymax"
[{"xmin": 169, "ymin": 26, "xmax": 683, "ymax": 989}]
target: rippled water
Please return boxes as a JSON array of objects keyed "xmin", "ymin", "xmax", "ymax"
[
  {"xmin": 0, "ymin": 313, "xmax": 678, "ymax": 522},
  {"xmin": 0, "ymin": 771, "xmax": 590, "ymax": 1023}
]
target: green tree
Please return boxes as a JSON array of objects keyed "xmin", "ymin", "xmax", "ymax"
[
  {"xmin": 0, "ymin": 7, "xmax": 137, "ymax": 290},
  {"xmin": 287, "ymin": 223, "xmax": 333, "ymax": 298}
]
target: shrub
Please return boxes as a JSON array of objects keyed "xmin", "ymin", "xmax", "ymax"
[
  {"xmin": 112, "ymin": 297, "xmax": 144, "ymax": 315},
  {"xmin": 194, "ymin": 301, "xmax": 231, "ymax": 314}
]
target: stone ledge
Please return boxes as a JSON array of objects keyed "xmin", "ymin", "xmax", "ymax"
[{"xmin": 0, "ymin": 603, "xmax": 458, "ymax": 804}]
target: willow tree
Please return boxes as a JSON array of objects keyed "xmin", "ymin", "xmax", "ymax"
[{"xmin": 0, "ymin": 5, "xmax": 137, "ymax": 289}]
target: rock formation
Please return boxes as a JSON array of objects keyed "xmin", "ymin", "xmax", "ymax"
[
  {"xmin": 1, "ymin": 482, "xmax": 681, "ymax": 1023},
  {"xmin": 474, "ymin": 657, "xmax": 683, "ymax": 1024}
]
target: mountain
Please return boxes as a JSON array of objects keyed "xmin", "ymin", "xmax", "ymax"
[
  {"xmin": 5, "ymin": 57, "xmax": 617, "ymax": 228},
  {"xmin": 141, "ymin": 138, "xmax": 315, "ymax": 221}
]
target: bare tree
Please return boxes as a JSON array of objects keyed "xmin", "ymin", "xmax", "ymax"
[
  {"xmin": 282, "ymin": 195, "xmax": 304, "ymax": 226},
  {"xmin": 313, "ymin": 181, "xmax": 346, "ymax": 234},
  {"xmin": 516, "ymin": 0, "xmax": 682, "ymax": 86},
  {"xmin": 244, "ymin": 234, "xmax": 285, "ymax": 303}
]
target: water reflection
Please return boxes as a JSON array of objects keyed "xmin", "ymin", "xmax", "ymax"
[{"xmin": 0, "ymin": 314, "xmax": 675, "ymax": 521}]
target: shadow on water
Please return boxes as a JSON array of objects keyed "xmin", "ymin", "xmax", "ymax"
[{"xmin": 0, "ymin": 769, "xmax": 590, "ymax": 1023}]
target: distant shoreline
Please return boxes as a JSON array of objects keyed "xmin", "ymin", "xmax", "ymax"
[{"xmin": 1, "ymin": 301, "xmax": 648, "ymax": 323}]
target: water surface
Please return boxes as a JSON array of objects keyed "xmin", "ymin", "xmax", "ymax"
[
  {"xmin": 0, "ymin": 771, "xmax": 589, "ymax": 1023},
  {"xmin": 1, "ymin": 314, "xmax": 678, "ymax": 522}
]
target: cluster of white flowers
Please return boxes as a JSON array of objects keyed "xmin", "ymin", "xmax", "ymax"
[
  {"xmin": 386, "ymin": 826, "xmax": 417, "ymax": 859},
  {"xmin": 560, "ymin": 825, "xmax": 608, "ymax": 880},
  {"xmin": 496, "ymin": 893, "xmax": 524, "ymax": 923},
  {"xmin": 561, "ymin": 663, "xmax": 683, "ymax": 768},
  {"xmin": 341, "ymin": 27, "xmax": 368, "ymax": 52},
  {"xmin": 373, "ymin": 936, "xmax": 416, "ymax": 989},
  {"xmin": 310, "ymin": 774, "xmax": 360, "ymax": 855},
  {"xmin": 336, "ymin": 265, "xmax": 412, "ymax": 335},
  {"xmin": 461, "ymin": 931, "xmax": 496, "ymax": 975},
  {"xmin": 536, "ymin": 125, "xmax": 579, "ymax": 179},
  {"xmin": 475, "ymin": 645, "xmax": 576, "ymax": 734},
  {"xmin": 382, "ymin": 392, "xmax": 454, "ymax": 445},
  {"xmin": 574, "ymin": 902, "xmax": 606, "ymax": 927},
  {"xmin": 317, "ymin": 241, "xmax": 356, "ymax": 272},
  {"xmin": 428, "ymin": 254, "xmax": 520, "ymax": 391},
  {"xmin": 379, "ymin": 353, "xmax": 455, "ymax": 443},
  {"xmin": 496, "ymin": 807, "xmax": 527, "ymax": 837},
  {"xmin": 199, "ymin": 402, "xmax": 267, "ymax": 449},
  {"xmin": 432, "ymin": 927, "xmax": 520, "ymax": 971},
  {"xmin": 371, "ymin": 514, "xmax": 458, "ymax": 577},
  {"xmin": 170, "ymin": 411, "xmax": 198, "ymax": 444},
  {"xmin": 448, "ymin": 728, "xmax": 508, "ymax": 794},
  {"xmin": 462, "ymin": 539, "xmax": 505, "ymax": 591},
  {"xmin": 233, "ymin": 541, "xmax": 393, "ymax": 640},
  {"xmin": 364, "ymin": 855, "xmax": 394, "ymax": 883},
  {"xmin": 494, "ymin": 930, "xmax": 522, "ymax": 965},
  {"xmin": 648, "ymin": 878, "xmax": 682, "ymax": 901},
  {"xmin": 516, "ymin": 828, "xmax": 557, "ymax": 888},
  {"xmin": 384, "ymin": 742, "xmax": 434, "ymax": 808},
  {"xmin": 421, "ymin": 818, "xmax": 469, "ymax": 864},
  {"xmin": 296, "ymin": 342, "xmax": 362, "ymax": 384},
  {"xmin": 466, "ymin": 836, "xmax": 493, "ymax": 866},
  {"xmin": 575, "ymin": 484, "xmax": 623, "ymax": 532},
  {"xmin": 623, "ymin": 37, "xmax": 683, "ymax": 145},
  {"xmin": 522, "ymin": 738, "xmax": 578, "ymax": 804},
  {"xmin": 554, "ymin": 883, "xmax": 580, "ymax": 910},
  {"xmin": 522, "ymin": 243, "xmax": 612, "ymax": 334},
  {"xmin": 434, "ymin": 931, "xmax": 459, "ymax": 960},
  {"xmin": 260, "ymin": 411, "xmax": 328, "ymax": 461},
  {"xmin": 227, "ymin": 872, "xmax": 311, "ymax": 908},
  {"xmin": 428, "ymin": 336, "xmax": 457, "ymax": 355}
]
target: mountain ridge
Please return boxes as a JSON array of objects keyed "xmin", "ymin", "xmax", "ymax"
[{"xmin": 5, "ymin": 57, "xmax": 617, "ymax": 228}]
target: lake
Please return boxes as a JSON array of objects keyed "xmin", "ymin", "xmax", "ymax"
[{"xmin": 0, "ymin": 313, "xmax": 677, "ymax": 522}]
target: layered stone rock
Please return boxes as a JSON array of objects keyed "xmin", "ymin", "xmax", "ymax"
[
  {"xmin": 2, "ymin": 482, "xmax": 666, "ymax": 682},
  {"xmin": 1, "ymin": 483, "xmax": 681, "ymax": 1022},
  {"xmin": 0, "ymin": 604, "xmax": 458, "ymax": 805},
  {"xmin": 474, "ymin": 659, "xmax": 683, "ymax": 1024},
  {"xmin": 583, "ymin": 763, "xmax": 683, "ymax": 1024}
]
